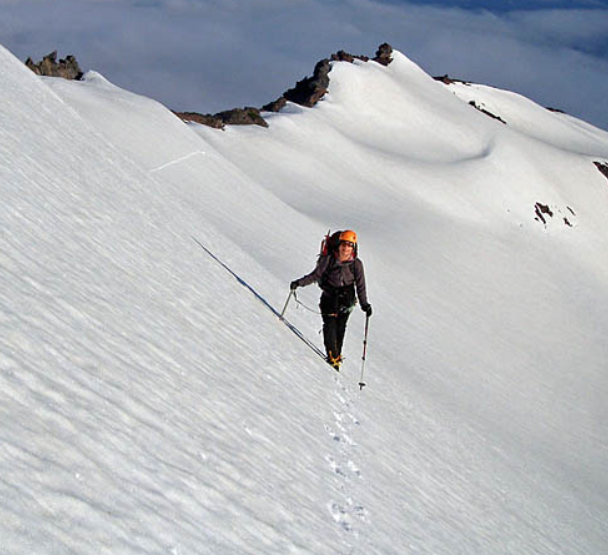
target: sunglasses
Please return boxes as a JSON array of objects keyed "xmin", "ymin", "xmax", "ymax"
[{"xmin": 340, "ymin": 241, "xmax": 355, "ymax": 248}]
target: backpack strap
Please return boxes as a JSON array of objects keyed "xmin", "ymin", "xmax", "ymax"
[{"xmin": 318, "ymin": 254, "xmax": 336, "ymax": 292}]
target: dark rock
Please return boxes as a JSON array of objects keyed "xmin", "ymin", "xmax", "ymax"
[
  {"xmin": 282, "ymin": 58, "xmax": 332, "ymax": 108},
  {"xmin": 435, "ymin": 74, "xmax": 455, "ymax": 85},
  {"xmin": 434, "ymin": 75, "xmax": 506, "ymax": 123},
  {"xmin": 263, "ymin": 44, "xmax": 393, "ymax": 113},
  {"xmin": 594, "ymin": 161, "xmax": 608, "ymax": 181},
  {"xmin": 25, "ymin": 51, "xmax": 83, "ymax": 80},
  {"xmin": 373, "ymin": 43, "xmax": 393, "ymax": 66},
  {"xmin": 261, "ymin": 97, "xmax": 288, "ymax": 113},
  {"xmin": 173, "ymin": 107, "xmax": 268, "ymax": 129},
  {"xmin": 468, "ymin": 101, "xmax": 506, "ymax": 124},
  {"xmin": 434, "ymin": 74, "xmax": 470, "ymax": 85},
  {"xmin": 534, "ymin": 202, "xmax": 553, "ymax": 225},
  {"xmin": 330, "ymin": 50, "xmax": 369, "ymax": 64},
  {"xmin": 533, "ymin": 203, "xmax": 577, "ymax": 228},
  {"xmin": 173, "ymin": 111, "xmax": 224, "ymax": 129},
  {"xmin": 178, "ymin": 43, "xmax": 394, "ymax": 128},
  {"xmin": 329, "ymin": 44, "xmax": 393, "ymax": 67},
  {"xmin": 331, "ymin": 50, "xmax": 355, "ymax": 64},
  {"xmin": 215, "ymin": 107, "xmax": 268, "ymax": 128}
]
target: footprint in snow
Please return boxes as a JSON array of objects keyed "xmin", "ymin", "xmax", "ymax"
[
  {"xmin": 328, "ymin": 501, "xmax": 353, "ymax": 532},
  {"xmin": 325, "ymin": 455, "xmax": 347, "ymax": 477}
]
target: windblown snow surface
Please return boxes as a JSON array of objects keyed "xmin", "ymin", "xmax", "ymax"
[{"xmin": 2, "ymin": 42, "xmax": 608, "ymax": 554}]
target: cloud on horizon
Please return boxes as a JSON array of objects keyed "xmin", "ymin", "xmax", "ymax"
[{"xmin": 1, "ymin": 0, "xmax": 608, "ymax": 130}]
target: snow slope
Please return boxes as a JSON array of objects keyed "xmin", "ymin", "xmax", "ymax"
[{"xmin": 2, "ymin": 42, "xmax": 608, "ymax": 554}]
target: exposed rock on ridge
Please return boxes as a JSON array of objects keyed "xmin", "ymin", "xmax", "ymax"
[
  {"xmin": 534, "ymin": 202, "xmax": 577, "ymax": 229},
  {"xmin": 265, "ymin": 58, "xmax": 331, "ymax": 111},
  {"xmin": 372, "ymin": 43, "xmax": 394, "ymax": 67},
  {"xmin": 173, "ymin": 107, "xmax": 268, "ymax": 129},
  {"xmin": 25, "ymin": 51, "xmax": 83, "ymax": 80},
  {"xmin": 468, "ymin": 101, "xmax": 506, "ymax": 124},
  {"xmin": 263, "ymin": 43, "xmax": 393, "ymax": 113},
  {"xmin": 594, "ymin": 161, "xmax": 608, "ymax": 182},
  {"xmin": 176, "ymin": 43, "xmax": 394, "ymax": 130},
  {"xmin": 434, "ymin": 74, "xmax": 470, "ymax": 86},
  {"xmin": 436, "ymin": 74, "xmax": 567, "ymax": 124},
  {"xmin": 435, "ymin": 75, "xmax": 507, "ymax": 123}
]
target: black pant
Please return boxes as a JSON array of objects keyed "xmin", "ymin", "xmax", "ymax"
[{"xmin": 320, "ymin": 286, "xmax": 355, "ymax": 360}]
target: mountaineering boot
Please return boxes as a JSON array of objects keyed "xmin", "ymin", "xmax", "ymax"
[{"xmin": 327, "ymin": 352, "xmax": 342, "ymax": 371}]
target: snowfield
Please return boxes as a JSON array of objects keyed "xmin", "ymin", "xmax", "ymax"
[{"xmin": 2, "ymin": 42, "xmax": 608, "ymax": 554}]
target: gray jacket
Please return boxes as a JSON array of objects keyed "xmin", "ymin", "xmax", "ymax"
[{"xmin": 294, "ymin": 254, "xmax": 369, "ymax": 306}]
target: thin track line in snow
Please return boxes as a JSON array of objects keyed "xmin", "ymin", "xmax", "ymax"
[
  {"xmin": 192, "ymin": 236, "xmax": 327, "ymax": 362},
  {"xmin": 149, "ymin": 151, "xmax": 206, "ymax": 173}
]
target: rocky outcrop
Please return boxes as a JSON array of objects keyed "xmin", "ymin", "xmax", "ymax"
[
  {"xmin": 215, "ymin": 107, "xmax": 268, "ymax": 128},
  {"xmin": 534, "ymin": 202, "xmax": 554, "ymax": 225},
  {"xmin": 174, "ymin": 107, "xmax": 268, "ymax": 130},
  {"xmin": 262, "ymin": 44, "xmax": 393, "ymax": 115},
  {"xmin": 261, "ymin": 97, "xmax": 287, "ymax": 113},
  {"xmin": 331, "ymin": 51, "xmax": 363, "ymax": 64},
  {"xmin": 25, "ymin": 51, "xmax": 83, "ymax": 80},
  {"xmin": 373, "ymin": 43, "xmax": 393, "ymax": 67},
  {"xmin": 434, "ymin": 75, "xmax": 507, "ymax": 124},
  {"xmin": 433, "ymin": 74, "xmax": 470, "ymax": 85},
  {"xmin": 468, "ymin": 101, "xmax": 506, "ymax": 124},
  {"xmin": 436, "ymin": 75, "xmax": 569, "ymax": 124},
  {"xmin": 180, "ymin": 43, "xmax": 395, "ymax": 128},
  {"xmin": 262, "ymin": 57, "xmax": 331, "ymax": 112},
  {"xmin": 173, "ymin": 112, "xmax": 224, "ymax": 129},
  {"xmin": 534, "ymin": 203, "xmax": 577, "ymax": 228},
  {"xmin": 594, "ymin": 161, "xmax": 608, "ymax": 182},
  {"xmin": 276, "ymin": 58, "xmax": 332, "ymax": 110}
]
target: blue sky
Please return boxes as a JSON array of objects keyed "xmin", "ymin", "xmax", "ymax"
[
  {"xmin": 388, "ymin": 0, "xmax": 608, "ymax": 10},
  {"xmin": 1, "ymin": 0, "xmax": 608, "ymax": 131},
  {"xmin": 390, "ymin": 0, "xmax": 606, "ymax": 7}
]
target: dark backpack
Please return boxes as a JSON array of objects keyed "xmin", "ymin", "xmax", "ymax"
[{"xmin": 319, "ymin": 230, "xmax": 342, "ymax": 257}]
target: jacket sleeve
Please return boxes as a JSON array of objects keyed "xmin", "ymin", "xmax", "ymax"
[
  {"xmin": 294, "ymin": 256, "xmax": 331, "ymax": 288},
  {"xmin": 353, "ymin": 258, "xmax": 369, "ymax": 306}
]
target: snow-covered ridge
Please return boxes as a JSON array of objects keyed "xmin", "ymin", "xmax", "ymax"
[
  {"xmin": 3, "ymin": 41, "xmax": 608, "ymax": 554},
  {"xmin": 172, "ymin": 43, "xmax": 393, "ymax": 129}
]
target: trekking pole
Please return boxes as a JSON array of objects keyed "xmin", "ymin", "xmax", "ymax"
[
  {"xmin": 280, "ymin": 289, "xmax": 295, "ymax": 320},
  {"xmin": 359, "ymin": 313, "xmax": 370, "ymax": 390}
]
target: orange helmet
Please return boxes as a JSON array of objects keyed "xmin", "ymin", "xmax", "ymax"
[{"xmin": 339, "ymin": 230, "xmax": 357, "ymax": 244}]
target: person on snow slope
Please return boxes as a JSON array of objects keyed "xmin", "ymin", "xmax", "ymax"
[{"xmin": 291, "ymin": 230, "xmax": 372, "ymax": 370}]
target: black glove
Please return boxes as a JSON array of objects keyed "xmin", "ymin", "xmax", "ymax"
[
  {"xmin": 361, "ymin": 303, "xmax": 373, "ymax": 316},
  {"xmin": 290, "ymin": 281, "xmax": 299, "ymax": 291}
]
